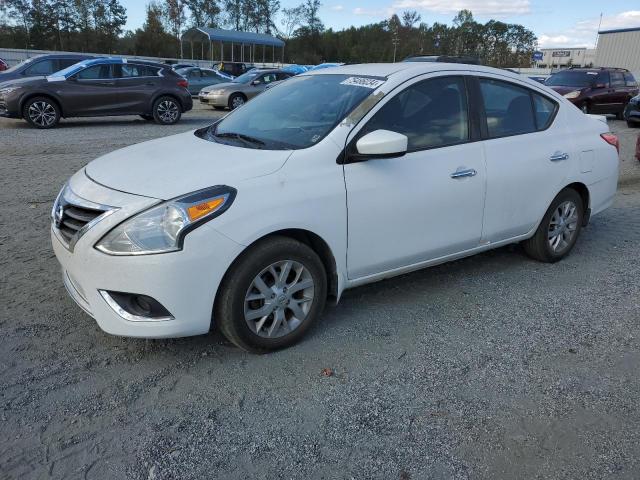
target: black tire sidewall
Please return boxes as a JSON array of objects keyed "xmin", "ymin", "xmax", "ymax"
[
  {"xmin": 152, "ymin": 96, "xmax": 181, "ymax": 125},
  {"xmin": 216, "ymin": 237, "xmax": 327, "ymax": 352},
  {"xmin": 539, "ymin": 189, "xmax": 584, "ymax": 261},
  {"xmin": 23, "ymin": 97, "xmax": 60, "ymax": 129}
]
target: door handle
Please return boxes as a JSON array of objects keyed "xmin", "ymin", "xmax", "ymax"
[
  {"xmin": 450, "ymin": 168, "xmax": 477, "ymax": 179},
  {"xmin": 550, "ymin": 152, "xmax": 569, "ymax": 162}
]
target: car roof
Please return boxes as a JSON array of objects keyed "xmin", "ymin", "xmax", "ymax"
[
  {"xmin": 27, "ymin": 53, "xmax": 94, "ymax": 60},
  {"xmin": 303, "ymin": 62, "xmax": 523, "ymax": 79},
  {"xmin": 80, "ymin": 57, "xmax": 168, "ymax": 68}
]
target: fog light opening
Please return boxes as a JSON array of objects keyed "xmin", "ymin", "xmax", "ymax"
[{"xmin": 99, "ymin": 290, "xmax": 174, "ymax": 322}]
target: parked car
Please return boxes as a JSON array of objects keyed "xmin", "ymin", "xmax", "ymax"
[
  {"xmin": 545, "ymin": 67, "xmax": 639, "ymax": 117},
  {"xmin": 198, "ymin": 69, "xmax": 292, "ymax": 109},
  {"xmin": 403, "ymin": 55, "xmax": 480, "ymax": 65},
  {"xmin": 213, "ymin": 61, "xmax": 253, "ymax": 78},
  {"xmin": 175, "ymin": 67, "xmax": 227, "ymax": 95},
  {"xmin": 623, "ymin": 94, "xmax": 640, "ymax": 127},
  {"xmin": 0, "ymin": 53, "xmax": 95, "ymax": 83},
  {"xmin": 170, "ymin": 63, "xmax": 196, "ymax": 70},
  {"xmin": 0, "ymin": 57, "xmax": 192, "ymax": 128},
  {"xmin": 529, "ymin": 75, "xmax": 548, "ymax": 84},
  {"xmin": 0, "ymin": 58, "xmax": 8, "ymax": 71},
  {"xmin": 308, "ymin": 62, "xmax": 344, "ymax": 71},
  {"xmin": 51, "ymin": 62, "xmax": 619, "ymax": 352}
]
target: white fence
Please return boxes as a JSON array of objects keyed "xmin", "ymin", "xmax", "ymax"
[{"xmin": 0, "ymin": 47, "xmax": 283, "ymax": 69}]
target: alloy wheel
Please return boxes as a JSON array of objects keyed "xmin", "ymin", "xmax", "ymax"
[
  {"xmin": 231, "ymin": 96, "xmax": 245, "ymax": 108},
  {"xmin": 157, "ymin": 100, "xmax": 179, "ymax": 123},
  {"xmin": 28, "ymin": 101, "xmax": 57, "ymax": 127},
  {"xmin": 244, "ymin": 260, "xmax": 315, "ymax": 338},
  {"xmin": 547, "ymin": 200, "xmax": 579, "ymax": 253}
]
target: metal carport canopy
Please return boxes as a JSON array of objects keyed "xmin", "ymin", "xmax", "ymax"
[{"xmin": 181, "ymin": 27, "xmax": 284, "ymax": 48}]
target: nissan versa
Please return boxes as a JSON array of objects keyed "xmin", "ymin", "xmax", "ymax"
[{"xmin": 52, "ymin": 63, "xmax": 620, "ymax": 353}]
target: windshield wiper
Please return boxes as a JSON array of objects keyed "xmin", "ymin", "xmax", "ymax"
[{"xmin": 214, "ymin": 132, "xmax": 266, "ymax": 147}]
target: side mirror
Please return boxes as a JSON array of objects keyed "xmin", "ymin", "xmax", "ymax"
[
  {"xmin": 251, "ymin": 80, "xmax": 260, "ymax": 85},
  {"xmin": 351, "ymin": 130, "xmax": 408, "ymax": 161}
]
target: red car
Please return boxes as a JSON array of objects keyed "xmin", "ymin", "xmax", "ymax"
[{"xmin": 0, "ymin": 58, "xmax": 8, "ymax": 71}]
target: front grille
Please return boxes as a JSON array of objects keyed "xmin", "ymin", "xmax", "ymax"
[{"xmin": 57, "ymin": 204, "xmax": 105, "ymax": 244}]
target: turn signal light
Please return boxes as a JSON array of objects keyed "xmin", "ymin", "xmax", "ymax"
[
  {"xmin": 600, "ymin": 133, "xmax": 619, "ymax": 155},
  {"xmin": 187, "ymin": 197, "xmax": 225, "ymax": 221}
]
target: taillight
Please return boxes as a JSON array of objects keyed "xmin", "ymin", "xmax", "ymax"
[
  {"xmin": 177, "ymin": 79, "xmax": 188, "ymax": 88},
  {"xmin": 600, "ymin": 133, "xmax": 619, "ymax": 154}
]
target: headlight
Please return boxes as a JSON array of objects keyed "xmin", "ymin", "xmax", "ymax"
[
  {"xmin": 95, "ymin": 185, "xmax": 236, "ymax": 255},
  {"xmin": 0, "ymin": 86, "xmax": 19, "ymax": 96},
  {"xmin": 564, "ymin": 90, "xmax": 581, "ymax": 99}
]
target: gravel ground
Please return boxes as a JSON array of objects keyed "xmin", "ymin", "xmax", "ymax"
[{"xmin": 1, "ymin": 105, "xmax": 640, "ymax": 480}]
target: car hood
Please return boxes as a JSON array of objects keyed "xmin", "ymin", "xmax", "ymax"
[
  {"xmin": 548, "ymin": 86, "xmax": 585, "ymax": 95},
  {"xmin": 85, "ymin": 130, "xmax": 292, "ymax": 200},
  {"xmin": 201, "ymin": 82, "xmax": 244, "ymax": 92},
  {"xmin": 0, "ymin": 75, "xmax": 47, "ymax": 88}
]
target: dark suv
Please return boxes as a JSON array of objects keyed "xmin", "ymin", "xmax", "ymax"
[
  {"xmin": 545, "ymin": 67, "xmax": 639, "ymax": 117},
  {"xmin": 0, "ymin": 53, "xmax": 95, "ymax": 83},
  {"xmin": 213, "ymin": 61, "xmax": 254, "ymax": 78},
  {"xmin": 0, "ymin": 57, "xmax": 193, "ymax": 128}
]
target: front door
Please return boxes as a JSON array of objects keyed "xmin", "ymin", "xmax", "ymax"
[
  {"xmin": 61, "ymin": 64, "xmax": 118, "ymax": 116},
  {"xmin": 344, "ymin": 75, "xmax": 486, "ymax": 279}
]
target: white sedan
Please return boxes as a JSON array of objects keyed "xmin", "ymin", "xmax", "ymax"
[{"xmin": 52, "ymin": 62, "xmax": 619, "ymax": 352}]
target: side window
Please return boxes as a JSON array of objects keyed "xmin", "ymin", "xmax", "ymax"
[
  {"xmin": 624, "ymin": 72, "xmax": 638, "ymax": 87},
  {"xmin": 188, "ymin": 69, "xmax": 202, "ymax": 79},
  {"xmin": 263, "ymin": 73, "xmax": 277, "ymax": 83},
  {"xmin": 595, "ymin": 72, "xmax": 609, "ymax": 87},
  {"xmin": 610, "ymin": 72, "xmax": 625, "ymax": 88},
  {"xmin": 532, "ymin": 93, "xmax": 558, "ymax": 130},
  {"xmin": 364, "ymin": 76, "xmax": 469, "ymax": 150},
  {"xmin": 479, "ymin": 79, "xmax": 536, "ymax": 138},
  {"xmin": 202, "ymin": 70, "xmax": 217, "ymax": 78},
  {"xmin": 76, "ymin": 64, "xmax": 113, "ymax": 80},
  {"xmin": 121, "ymin": 64, "xmax": 159, "ymax": 77},
  {"xmin": 24, "ymin": 60, "xmax": 55, "ymax": 75}
]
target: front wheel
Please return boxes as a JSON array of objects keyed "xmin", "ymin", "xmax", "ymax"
[
  {"xmin": 523, "ymin": 189, "xmax": 584, "ymax": 263},
  {"xmin": 23, "ymin": 97, "xmax": 60, "ymax": 128},
  {"xmin": 228, "ymin": 93, "xmax": 246, "ymax": 110},
  {"xmin": 152, "ymin": 96, "xmax": 181, "ymax": 125},
  {"xmin": 215, "ymin": 236, "xmax": 327, "ymax": 353}
]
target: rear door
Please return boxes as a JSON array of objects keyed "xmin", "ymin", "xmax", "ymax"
[
  {"xmin": 478, "ymin": 76, "xmax": 571, "ymax": 242},
  {"xmin": 609, "ymin": 71, "xmax": 628, "ymax": 113},
  {"xmin": 60, "ymin": 64, "xmax": 118, "ymax": 116},
  {"xmin": 589, "ymin": 71, "xmax": 611, "ymax": 113},
  {"xmin": 112, "ymin": 63, "xmax": 161, "ymax": 113}
]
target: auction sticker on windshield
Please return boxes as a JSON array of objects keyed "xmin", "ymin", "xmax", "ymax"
[{"xmin": 340, "ymin": 77, "xmax": 385, "ymax": 89}]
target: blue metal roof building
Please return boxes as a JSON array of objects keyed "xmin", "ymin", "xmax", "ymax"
[{"xmin": 181, "ymin": 27, "xmax": 285, "ymax": 65}]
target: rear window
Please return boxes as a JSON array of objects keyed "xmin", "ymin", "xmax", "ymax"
[
  {"xmin": 624, "ymin": 72, "xmax": 638, "ymax": 87},
  {"xmin": 121, "ymin": 64, "xmax": 160, "ymax": 77},
  {"xmin": 610, "ymin": 71, "xmax": 625, "ymax": 88},
  {"xmin": 546, "ymin": 71, "xmax": 599, "ymax": 87}
]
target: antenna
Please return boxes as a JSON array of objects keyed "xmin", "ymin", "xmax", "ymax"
[{"xmin": 594, "ymin": 12, "xmax": 603, "ymax": 48}]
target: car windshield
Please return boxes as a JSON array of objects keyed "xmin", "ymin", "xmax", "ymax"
[
  {"xmin": 546, "ymin": 71, "xmax": 598, "ymax": 87},
  {"xmin": 3, "ymin": 57, "xmax": 34, "ymax": 73},
  {"xmin": 232, "ymin": 71, "xmax": 260, "ymax": 83},
  {"xmin": 201, "ymin": 74, "xmax": 383, "ymax": 150}
]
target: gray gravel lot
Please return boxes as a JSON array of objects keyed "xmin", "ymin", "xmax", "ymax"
[{"xmin": 1, "ymin": 104, "xmax": 640, "ymax": 479}]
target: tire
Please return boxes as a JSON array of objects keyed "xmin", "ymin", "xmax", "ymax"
[
  {"xmin": 152, "ymin": 96, "xmax": 181, "ymax": 125},
  {"xmin": 523, "ymin": 188, "xmax": 584, "ymax": 263},
  {"xmin": 140, "ymin": 114, "xmax": 154, "ymax": 121},
  {"xmin": 228, "ymin": 93, "xmax": 246, "ymax": 110},
  {"xmin": 215, "ymin": 236, "xmax": 327, "ymax": 353},
  {"xmin": 627, "ymin": 120, "xmax": 639, "ymax": 128},
  {"xmin": 23, "ymin": 96, "xmax": 60, "ymax": 129}
]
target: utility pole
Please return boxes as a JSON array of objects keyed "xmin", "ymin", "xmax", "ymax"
[{"xmin": 392, "ymin": 32, "xmax": 399, "ymax": 62}]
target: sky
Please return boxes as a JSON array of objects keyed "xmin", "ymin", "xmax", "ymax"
[{"xmin": 123, "ymin": 0, "xmax": 640, "ymax": 49}]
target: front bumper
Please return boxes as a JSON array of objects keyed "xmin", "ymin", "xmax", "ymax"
[
  {"xmin": 0, "ymin": 95, "xmax": 20, "ymax": 118},
  {"xmin": 52, "ymin": 172, "xmax": 245, "ymax": 338},
  {"xmin": 624, "ymin": 103, "xmax": 640, "ymax": 122},
  {"xmin": 199, "ymin": 92, "xmax": 228, "ymax": 107}
]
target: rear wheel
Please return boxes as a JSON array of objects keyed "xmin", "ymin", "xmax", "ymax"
[
  {"xmin": 152, "ymin": 96, "xmax": 181, "ymax": 125},
  {"xmin": 627, "ymin": 120, "xmax": 639, "ymax": 128},
  {"xmin": 523, "ymin": 189, "xmax": 584, "ymax": 263},
  {"xmin": 215, "ymin": 236, "xmax": 327, "ymax": 353},
  {"xmin": 23, "ymin": 97, "xmax": 60, "ymax": 129}
]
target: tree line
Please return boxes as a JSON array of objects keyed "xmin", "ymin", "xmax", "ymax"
[{"xmin": 0, "ymin": 1, "xmax": 537, "ymax": 67}]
